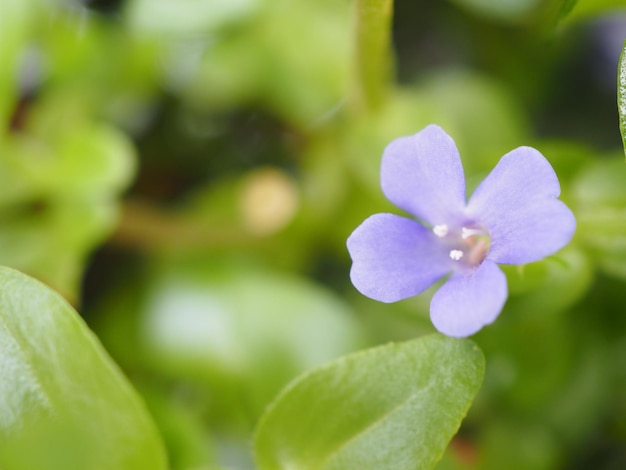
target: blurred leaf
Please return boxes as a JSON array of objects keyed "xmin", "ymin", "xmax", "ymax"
[
  {"xmin": 0, "ymin": 151, "xmax": 36, "ymax": 206},
  {"xmin": 188, "ymin": 0, "xmax": 352, "ymax": 128},
  {"xmin": 0, "ymin": 200, "xmax": 118, "ymax": 301},
  {"xmin": 254, "ymin": 334, "xmax": 485, "ymax": 470},
  {"xmin": 344, "ymin": 73, "xmax": 527, "ymax": 195},
  {"xmin": 138, "ymin": 382, "xmax": 217, "ymax": 470},
  {"xmin": 478, "ymin": 312, "xmax": 575, "ymax": 412},
  {"xmin": 434, "ymin": 441, "xmax": 476, "ymax": 470},
  {"xmin": 417, "ymin": 72, "xmax": 528, "ymax": 177},
  {"xmin": 543, "ymin": 336, "xmax": 611, "ymax": 446},
  {"xmin": 448, "ymin": 0, "xmax": 543, "ymax": 22},
  {"xmin": 619, "ymin": 39, "xmax": 626, "ymax": 159},
  {"xmin": 14, "ymin": 123, "xmax": 137, "ymax": 196},
  {"xmin": 0, "ymin": 122, "xmax": 135, "ymax": 299},
  {"xmin": 477, "ymin": 251, "xmax": 592, "ymax": 413},
  {"xmin": 96, "ymin": 258, "xmax": 367, "ymax": 428},
  {"xmin": 557, "ymin": 0, "xmax": 580, "ymax": 20},
  {"xmin": 559, "ymin": 0, "xmax": 626, "ymax": 25},
  {"xmin": 503, "ymin": 247, "xmax": 592, "ymax": 316},
  {"xmin": 500, "ymin": 261, "xmax": 549, "ymax": 295},
  {"xmin": 0, "ymin": 0, "xmax": 35, "ymax": 132},
  {"xmin": 532, "ymin": 140, "xmax": 593, "ymax": 184},
  {"xmin": 0, "ymin": 266, "xmax": 167, "ymax": 470},
  {"xmin": 572, "ymin": 156, "xmax": 626, "ymax": 279},
  {"xmin": 448, "ymin": 0, "xmax": 587, "ymax": 29},
  {"xmin": 144, "ymin": 262, "xmax": 366, "ymax": 420},
  {"xmin": 342, "ymin": 88, "xmax": 436, "ymax": 199},
  {"xmin": 477, "ymin": 420, "xmax": 560, "ymax": 470},
  {"xmin": 354, "ymin": 0, "xmax": 394, "ymax": 111},
  {"xmin": 37, "ymin": 11, "xmax": 161, "ymax": 131},
  {"xmin": 125, "ymin": 0, "xmax": 258, "ymax": 37}
]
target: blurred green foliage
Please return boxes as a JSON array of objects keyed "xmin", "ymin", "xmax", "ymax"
[{"xmin": 1, "ymin": 0, "xmax": 626, "ymax": 468}]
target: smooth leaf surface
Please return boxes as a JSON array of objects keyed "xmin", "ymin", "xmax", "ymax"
[
  {"xmin": 0, "ymin": 267, "xmax": 167, "ymax": 470},
  {"xmin": 254, "ymin": 334, "xmax": 485, "ymax": 470}
]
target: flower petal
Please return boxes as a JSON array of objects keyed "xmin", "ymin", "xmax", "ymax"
[
  {"xmin": 381, "ymin": 125, "xmax": 466, "ymax": 226},
  {"xmin": 431, "ymin": 260, "xmax": 507, "ymax": 338},
  {"xmin": 467, "ymin": 146, "xmax": 575, "ymax": 264},
  {"xmin": 347, "ymin": 213, "xmax": 451, "ymax": 303}
]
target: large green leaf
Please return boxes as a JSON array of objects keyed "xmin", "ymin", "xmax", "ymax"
[
  {"xmin": 254, "ymin": 334, "xmax": 485, "ymax": 470},
  {"xmin": 0, "ymin": 266, "xmax": 167, "ymax": 470}
]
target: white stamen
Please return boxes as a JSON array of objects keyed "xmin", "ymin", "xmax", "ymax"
[
  {"xmin": 461, "ymin": 227, "xmax": 482, "ymax": 239},
  {"xmin": 449, "ymin": 249, "xmax": 464, "ymax": 261},
  {"xmin": 433, "ymin": 224, "xmax": 449, "ymax": 237}
]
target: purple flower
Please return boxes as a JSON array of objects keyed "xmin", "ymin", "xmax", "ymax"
[{"xmin": 347, "ymin": 125, "xmax": 576, "ymax": 337}]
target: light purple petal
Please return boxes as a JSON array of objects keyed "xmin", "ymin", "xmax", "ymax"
[
  {"xmin": 381, "ymin": 125, "xmax": 466, "ymax": 226},
  {"xmin": 347, "ymin": 213, "xmax": 451, "ymax": 303},
  {"xmin": 431, "ymin": 260, "xmax": 507, "ymax": 338},
  {"xmin": 467, "ymin": 146, "xmax": 575, "ymax": 265}
]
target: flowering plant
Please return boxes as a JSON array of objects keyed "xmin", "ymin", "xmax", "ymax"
[
  {"xmin": 2, "ymin": 1, "xmax": 626, "ymax": 469},
  {"xmin": 348, "ymin": 125, "xmax": 576, "ymax": 336}
]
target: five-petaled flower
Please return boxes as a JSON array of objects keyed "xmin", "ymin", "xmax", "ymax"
[{"xmin": 347, "ymin": 125, "xmax": 576, "ymax": 337}]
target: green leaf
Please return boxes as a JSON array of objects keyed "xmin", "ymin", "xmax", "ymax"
[
  {"xmin": 254, "ymin": 334, "xmax": 485, "ymax": 470},
  {"xmin": 0, "ymin": 266, "xmax": 167, "ymax": 470},
  {"xmin": 354, "ymin": 0, "xmax": 394, "ymax": 111},
  {"xmin": 619, "ymin": 39, "xmax": 626, "ymax": 159}
]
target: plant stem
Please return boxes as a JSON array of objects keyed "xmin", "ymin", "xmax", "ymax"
[{"xmin": 354, "ymin": 0, "xmax": 395, "ymax": 112}]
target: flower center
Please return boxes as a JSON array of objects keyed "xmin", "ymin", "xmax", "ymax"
[{"xmin": 432, "ymin": 223, "xmax": 491, "ymax": 267}]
